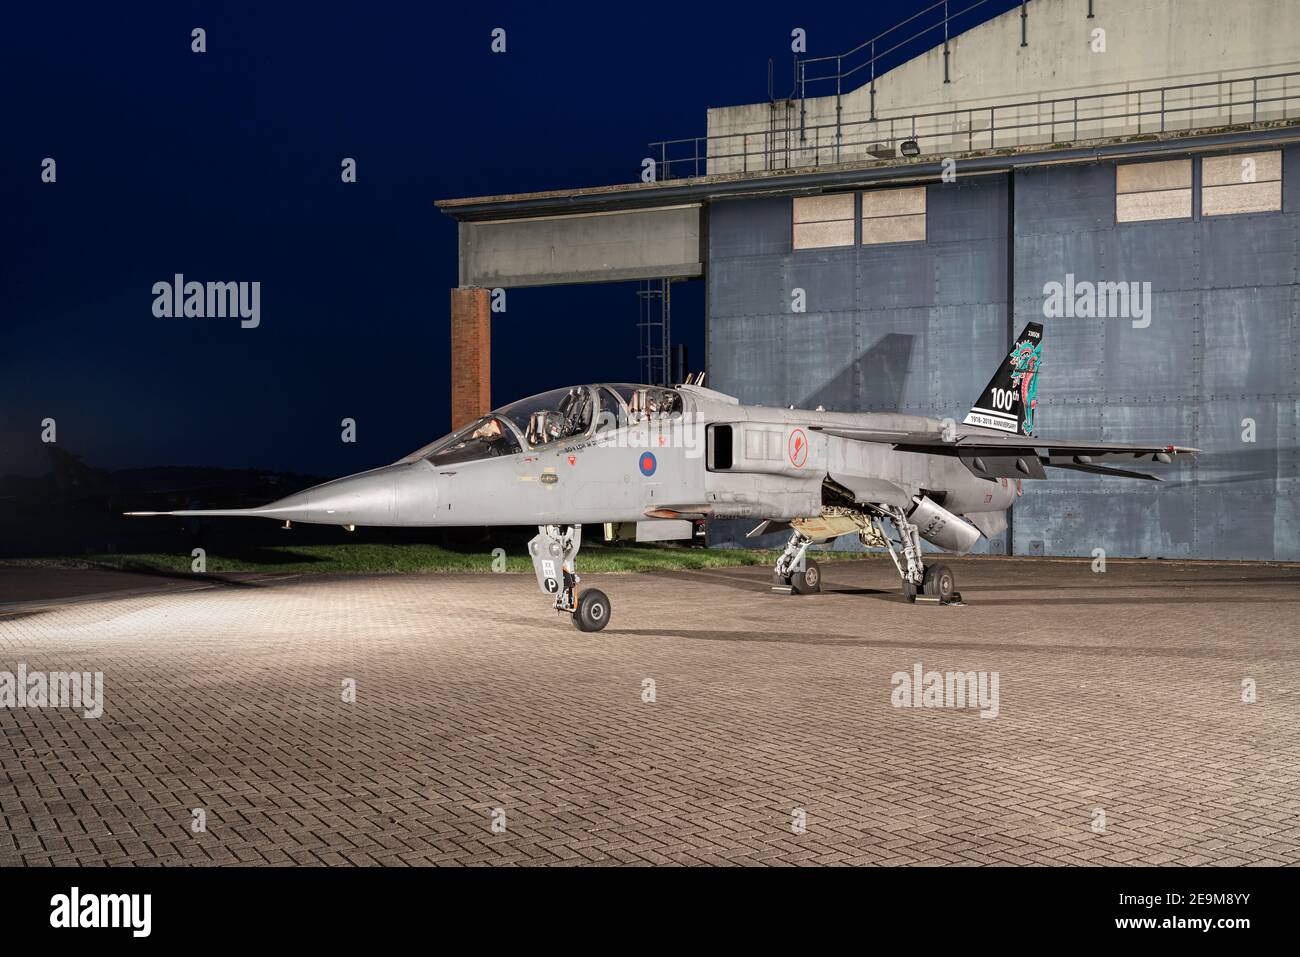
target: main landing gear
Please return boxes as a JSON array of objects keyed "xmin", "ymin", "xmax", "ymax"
[
  {"xmin": 771, "ymin": 529, "xmax": 821, "ymax": 595},
  {"xmin": 527, "ymin": 524, "xmax": 611, "ymax": 632},
  {"xmin": 767, "ymin": 506, "xmax": 960, "ymax": 605},
  {"xmin": 875, "ymin": 505, "xmax": 958, "ymax": 604}
]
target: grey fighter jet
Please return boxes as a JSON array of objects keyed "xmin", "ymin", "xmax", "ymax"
[{"xmin": 129, "ymin": 322, "xmax": 1195, "ymax": 631}]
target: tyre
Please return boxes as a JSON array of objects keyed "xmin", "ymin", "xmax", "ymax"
[
  {"xmin": 922, "ymin": 563, "xmax": 956, "ymax": 603},
  {"xmin": 573, "ymin": 588, "xmax": 611, "ymax": 632},
  {"xmin": 791, "ymin": 559, "xmax": 821, "ymax": 595}
]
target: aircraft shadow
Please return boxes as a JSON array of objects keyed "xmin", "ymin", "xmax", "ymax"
[
  {"xmin": 72, "ymin": 562, "xmax": 289, "ymax": 589},
  {"xmin": 798, "ymin": 332, "xmax": 914, "ymax": 412},
  {"xmin": 646, "ymin": 568, "xmax": 1300, "ymax": 595},
  {"xmin": 601, "ymin": 627, "xmax": 1300, "ymax": 660}
]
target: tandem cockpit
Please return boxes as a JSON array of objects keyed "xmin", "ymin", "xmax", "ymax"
[{"xmin": 400, "ymin": 384, "xmax": 685, "ymax": 467}]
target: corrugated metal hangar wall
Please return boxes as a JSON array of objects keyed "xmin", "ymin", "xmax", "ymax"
[{"xmin": 707, "ymin": 146, "xmax": 1299, "ymax": 561}]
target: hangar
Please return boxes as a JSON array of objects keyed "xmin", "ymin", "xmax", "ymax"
[{"xmin": 437, "ymin": 0, "xmax": 1300, "ymax": 560}]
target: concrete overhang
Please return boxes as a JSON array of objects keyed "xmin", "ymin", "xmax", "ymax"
[
  {"xmin": 455, "ymin": 204, "xmax": 704, "ymax": 289},
  {"xmin": 436, "ymin": 119, "xmax": 1300, "ymax": 223}
]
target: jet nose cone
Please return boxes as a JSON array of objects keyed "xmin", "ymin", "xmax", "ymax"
[
  {"xmin": 257, "ymin": 466, "xmax": 405, "ymax": 526},
  {"xmin": 252, "ymin": 462, "xmax": 436, "ymax": 527},
  {"xmin": 393, "ymin": 461, "xmax": 438, "ymax": 524},
  {"xmin": 304, "ymin": 466, "xmax": 401, "ymax": 525}
]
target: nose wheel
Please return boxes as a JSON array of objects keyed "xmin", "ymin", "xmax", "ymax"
[
  {"xmin": 528, "ymin": 524, "xmax": 614, "ymax": 631},
  {"xmin": 573, "ymin": 588, "xmax": 610, "ymax": 632}
]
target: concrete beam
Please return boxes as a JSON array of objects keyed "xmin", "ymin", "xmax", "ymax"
[
  {"xmin": 458, "ymin": 206, "xmax": 703, "ymax": 288},
  {"xmin": 437, "ymin": 123, "xmax": 1300, "ymax": 223}
]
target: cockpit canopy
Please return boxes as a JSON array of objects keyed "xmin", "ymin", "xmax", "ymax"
[
  {"xmin": 400, "ymin": 384, "xmax": 684, "ymax": 467},
  {"xmin": 499, "ymin": 386, "xmax": 594, "ymax": 447}
]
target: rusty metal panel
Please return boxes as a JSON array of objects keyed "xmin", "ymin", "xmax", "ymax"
[
  {"xmin": 1013, "ymin": 149, "xmax": 1299, "ymax": 560},
  {"xmin": 708, "ymin": 149, "xmax": 1299, "ymax": 559},
  {"xmin": 1015, "ymin": 164, "xmax": 1115, "ymax": 235},
  {"xmin": 709, "ymin": 178, "xmax": 1007, "ymax": 429},
  {"xmin": 1203, "ymin": 213, "xmax": 1296, "ymax": 288}
]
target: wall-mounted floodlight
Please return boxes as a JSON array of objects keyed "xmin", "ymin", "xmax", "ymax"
[{"xmin": 900, "ymin": 139, "xmax": 921, "ymax": 157}]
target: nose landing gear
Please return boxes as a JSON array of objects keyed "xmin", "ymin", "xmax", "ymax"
[{"xmin": 528, "ymin": 524, "xmax": 612, "ymax": 632}]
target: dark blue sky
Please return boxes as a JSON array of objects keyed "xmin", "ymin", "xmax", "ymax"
[{"xmin": 2, "ymin": 0, "xmax": 1005, "ymax": 477}]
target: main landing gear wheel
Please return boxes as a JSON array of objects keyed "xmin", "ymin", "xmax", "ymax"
[
  {"xmin": 791, "ymin": 559, "xmax": 821, "ymax": 595},
  {"xmin": 922, "ymin": 563, "xmax": 956, "ymax": 603},
  {"xmin": 573, "ymin": 588, "xmax": 611, "ymax": 632}
]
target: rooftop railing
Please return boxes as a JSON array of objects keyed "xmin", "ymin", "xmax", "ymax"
[
  {"xmin": 795, "ymin": 0, "xmax": 1023, "ymax": 103},
  {"xmin": 648, "ymin": 70, "xmax": 1300, "ymax": 179}
]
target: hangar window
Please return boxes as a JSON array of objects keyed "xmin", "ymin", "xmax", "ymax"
[
  {"xmin": 1202, "ymin": 151, "xmax": 1282, "ymax": 217},
  {"xmin": 860, "ymin": 186, "xmax": 926, "ymax": 245},
  {"xmin": 792, "ymin": 194, "xmax": 854, "ymax": 249},
  {"xmin": 1116, "ymin": 159, "xmax": 1191, "ymax": 222}
]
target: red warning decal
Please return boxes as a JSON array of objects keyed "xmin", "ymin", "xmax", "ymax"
[{"xmin": 788, "ymin": 428, "xmax": 808, "ymax": 468}]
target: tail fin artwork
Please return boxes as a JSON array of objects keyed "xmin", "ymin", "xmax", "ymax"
[{"xmin": 963, "ymin": 322, "xmax": 1043, "ymax": 436}]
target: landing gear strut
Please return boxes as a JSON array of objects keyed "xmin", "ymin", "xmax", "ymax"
[
  {"xmin": 527, "ymin": 524, "xmax": 611, "ymax": 631},
  {"xmin": 765, "ymin": 503, "xmax": 959, "ymax": 605},
  {"xmin": 874, "ymin": 505, "xmax": 958, "ymax": 604},
  {"xmin": 771, "ymin": 529, "xmax": 821, "ymax": 594}
]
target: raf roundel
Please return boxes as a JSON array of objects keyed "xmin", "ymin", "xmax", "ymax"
[{"xmin": 638, "ymin": 451, "xmax": 657, "ymax": 476}]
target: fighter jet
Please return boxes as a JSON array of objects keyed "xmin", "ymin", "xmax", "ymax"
[{"xmin": 129, "ymin": 322, "xmax": 1195, "ymax": 631}]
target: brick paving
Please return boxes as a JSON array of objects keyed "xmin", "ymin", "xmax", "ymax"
[{"xmin": 1, "ymin": 557, "xmax": 1298, "ymax": 866}]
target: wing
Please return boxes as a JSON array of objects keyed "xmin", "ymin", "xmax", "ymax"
[{"xmin": 813, "ymin": 426, "xmax": 1198, "ymax": 482}]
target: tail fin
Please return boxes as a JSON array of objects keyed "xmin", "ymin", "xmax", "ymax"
[{"xmin": 962, "ymin": 322, "xmax": 1043, "ymax": 436}]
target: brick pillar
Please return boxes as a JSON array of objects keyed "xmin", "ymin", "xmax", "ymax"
[{"xmin": 450, "ymin": 287, "xmax": 491, "ymax": 430}]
